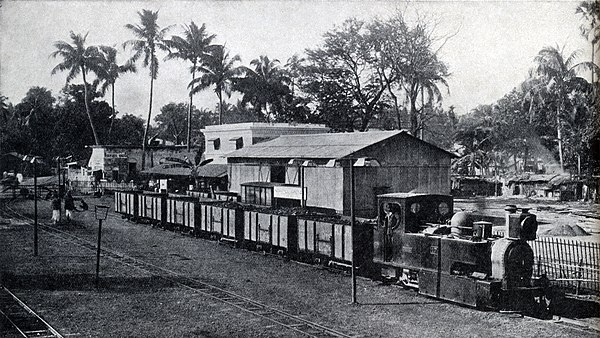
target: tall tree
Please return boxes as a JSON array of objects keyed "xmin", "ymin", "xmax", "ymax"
[
  {"xmin": 533, "ymin": 45, "xmax": 595, "ymax": 170},
  {"xmin": 97, "ymin": 45, "xmax": 137, "ymax": 140},
  {"xmin": 164, "ymin": 21, "xmax": 216, "ymax": 150},
  {"xmin": 50, "ymin": 31, "xmax": 103, "ymax": 145},
  {"xmin": 189, "ymin": 45, "xmax": 242, "ymax": 125},
  {"xmin": 123, "ymin": 9, "xmax": 170, "ymax": 170},
  {"xmin": 374, "ymin": 13, "xmax": 450, "ymax": 136},
  {"xmin": 303, "ymin": 18, "xmax": 390, "ymax": 131},
  {"xmin": 236, "ymin": 55, "xmax": 290, "ymax": 121},
  {"xmin": 576, "ymin": 0, "xmax": 600, "ymax": 86}
]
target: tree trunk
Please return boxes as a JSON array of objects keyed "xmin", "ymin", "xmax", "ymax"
[
  {"xmin": 81, "ymin": 67, "xmax": 100, "ymax": 145},
  {"xmin": 108, "ymin": 82, "xmax": 116, "ymax": 142},
  {"xmin": 218, "ymin": 90, "xmax": 223, "ymax": 125},
  {"xmin": 556, "ymin": 105, "xmax": 564, "ymax": 172},
  {"xmin": 141, "ymin": 75, "xmax": 154, "ymax": 171},
  {"xmin": 187, "ymin": 67, "xmax": 196, "ymax": 151}
]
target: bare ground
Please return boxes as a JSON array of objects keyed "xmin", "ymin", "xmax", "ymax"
[{"xmin": 0, "ymin": 196, "xmax": 598, "ymax": 337}]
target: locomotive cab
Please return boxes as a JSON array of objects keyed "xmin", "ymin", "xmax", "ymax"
[{"xmin": 373, "ymin": 193, "xmax": 455, "ymax": 278}]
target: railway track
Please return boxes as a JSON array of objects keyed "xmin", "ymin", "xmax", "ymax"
[
  {"xmin": 0, "ymin": 200, "xmax": 357, "ymax": 338},
  {"xmin": 0, "ymin": 287, "xmax": 63, "ymax": 338}
]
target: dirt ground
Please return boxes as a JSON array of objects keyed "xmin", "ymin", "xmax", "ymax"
[
  {"xmin": 0, "ymin": 195, "xmax": 598, "ymax": 337},
  {"xmin": 454, "ymin": 196, "xmax": 600, "ymax": 242}
]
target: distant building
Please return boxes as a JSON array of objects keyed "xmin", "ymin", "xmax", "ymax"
[
  {"xmin": 86, "ymin": 145, "xmax": 199, "ymax": 182},
  {"xmin": 226, "ymin": 130, "xmax": 456, "ymax": 217},
  {"xmin": 201, "ymin": 122, "xmax": 329, "ymax": 164}
]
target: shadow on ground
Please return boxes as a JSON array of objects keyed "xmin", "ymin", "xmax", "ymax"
[
  {"xmin": 1, "ymin": 272, "xmax": 177, "ymax": 292},
  {"xmin": 552, "ymin": 296, "xmax": 600, "ymax": 319}
]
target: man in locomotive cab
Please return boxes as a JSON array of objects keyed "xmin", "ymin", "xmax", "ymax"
[{"xmin": 383, "ymin": 203, "xmax": 402, "ymax": 261}]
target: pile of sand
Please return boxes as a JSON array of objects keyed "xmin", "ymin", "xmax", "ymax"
[{"xmin": 540, "ymin": 224, "xmax": 590, "ymax": 236}]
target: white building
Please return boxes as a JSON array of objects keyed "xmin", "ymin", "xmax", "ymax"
[{"xmin": 201, "ymin": 123, "xmax": 329, "ymax": 164}]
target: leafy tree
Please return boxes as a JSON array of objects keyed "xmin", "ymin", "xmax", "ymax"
[
  {"xmin": 189, "ymin": 45, "xmax": 242, "ymax": 125},
  {"xmin": 302, "ymin": 18, "xmax": 389, "ymax": 131},
  {"xmin": 123, "ymin": 9, "xmax": 171, "ymax": 170},
  {"xmin": 50, "ymin": 31, "xmax": 103, "ymax": 145},
  {"xmin": 96, "ymin": 45, "xmax": 137, "ymax": 139},
  {"xmin": 155, "ymin": 102, "xmax": 188, "ymax": 145},
  {"xmin": 373, "ymin": 13, "xmax": 450, "ymax": 136},
  {"xmin": 164, "ymin": 21, "xmax": 216, "ymax": 149},
  {"xmin": 236, "ymin": 55, "xmax": 291, "ymax": 121},
  {"xmin": 109, "ymin": 114, "xmax": 145, "ymax": 146},
  {"xmin": 53, "ymin": 84, "xmax": 112, "ymax": 160}
]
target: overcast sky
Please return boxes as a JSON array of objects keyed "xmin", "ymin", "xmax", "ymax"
[{"xmin": 0, "ymin": 0, "xmax": 591, "ymax": 120}]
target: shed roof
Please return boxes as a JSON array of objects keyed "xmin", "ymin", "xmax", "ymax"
[
  {"xmin": 227, "ymin": 130, "xmax": 454, "ymax": 160},
  {"xmin": 142, "ymin": 164, "xmax": 192, "ymax": 177},
  {"xmin": 194, "ymin": 164, "xmax": 228, "ymax": 178}
]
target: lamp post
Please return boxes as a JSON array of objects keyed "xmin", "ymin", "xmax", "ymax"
[
  {"xmin": 94, "ymin": 205, "xmax": 109, "ymax": 288},
  {"xmin": 23, "ymin": 155, "xmax": 39, "ymax": 256},
  {"xmin": 350, "ymin": 161, "xmax": 356, "ymax": 304},
  {"xmin": 348, "ymin": 157, "xmax": 379, "ymax": 305}
]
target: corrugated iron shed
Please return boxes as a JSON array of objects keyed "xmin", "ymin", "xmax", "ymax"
[
  {"xmin": 227, "ymin": 130, "xmax": 454, "ymax": 160},
  {"xmin": 194, "ymin": 164, "xmax": 227, "ymax": 178}
]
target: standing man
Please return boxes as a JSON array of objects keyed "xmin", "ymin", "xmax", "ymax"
[
  {"xmin": 64, "ymin": 190, "xmax": 75, "ymax": 223},
  {"xmin": 51, "ymin": 192, "xmax": 61, "ymax": 225}
]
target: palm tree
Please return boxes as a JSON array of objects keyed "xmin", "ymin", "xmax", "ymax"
[
  {"xmin": 50, "ymin": 31, "xmax": 103, "ymax": 145},
  {"xmin": 236, "ymin": 55, "xmax": 290, "ymax": 122},
  {"xmin": 97, "ymin": 45, "xmax": 137, "ymax": 140},
  {"xmin": 164, "ymin": 21, "xmax": 216, "ymax": 150},
  {"xmin": 189, "ymin": 45, "xmax": 242, "ymax": 125},
  {"xmin": 533, "ymin": 45, "xmax": 596, "ymax": 170},
  {"xmin": 123, "ymin": 9, "xmax": 170, "ymax": 170},
  {"xmin": 576, "ymin": 1, "xmax": 600, "ymax": 85}
]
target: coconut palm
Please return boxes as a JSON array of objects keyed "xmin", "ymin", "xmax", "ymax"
[
  {"xmin": 123, "ymin": 9, "xmax": 170, "ymax": 170},
  {"xmin": 97, "ymin": 45, "xmax": 137, "ymax": 140},
  {"xmin": 236, "ymin": 55, "xmax": 290, "ymax": 122},
  {"xmin": 50, "ymin": 31, "xmax": 103, "ymax": 145},
  {"xmin": 576, "ymin": 0, "xmax": 600, "ymax": 85},
  {"xmin": 533, "ymin": 45, "xmax": 597, "ymax": 170},
  {"xmin": 189, "ymin": 45, "xmax": 242, "ymax": 125},
  {"xmin": 164, "ymin": 21, "xmax": 216, "ymax": 150}
]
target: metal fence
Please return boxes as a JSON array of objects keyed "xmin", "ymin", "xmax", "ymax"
[{"xmin": 530, "ymin": 237, "xmax": 600, "ymax": 295}]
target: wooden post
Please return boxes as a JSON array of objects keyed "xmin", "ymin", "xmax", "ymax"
[{"xmin": 350, "ymin": 162, "xmax": 357, "ymax": 304}]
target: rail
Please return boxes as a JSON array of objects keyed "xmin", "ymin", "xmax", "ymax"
[
  {"xmin": 1, "ymin": 202, "xmax": 357, "ymax": 338},
  {"xmin": 0, "ymin": 286, "xmax": 64, "ymax": 338}
]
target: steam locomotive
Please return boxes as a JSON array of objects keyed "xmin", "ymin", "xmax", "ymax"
[
  {"xmin": 114, "ymin": 190, "xmax": 552, "ymax": 314},
  {"xmin": 374, "ymin": 193, "xmax": 550, "ymax": 313}
]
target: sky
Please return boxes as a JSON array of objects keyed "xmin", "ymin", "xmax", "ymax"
[{"xmin": 0, "ymin": 0, "xmax": 592, "ymax": 120}]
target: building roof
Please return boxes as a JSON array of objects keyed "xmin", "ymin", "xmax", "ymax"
[
  {"xmin": 194, "ymin": 164, "xmax": 228, "ymax": 178},
  {"xmin": 141, "ymin": 163, "xmax": 228, "ymax": 178},
  {"xmin": 141, "ymin": 164, "xmax": 192, "ymax": 177},
  {"xmin": 226, "ymin": 130, "xmax": 456, "ymax": 160},
  {"xmin": 201, "ymin": 122, "xmax": 328, "ymax": 133}
]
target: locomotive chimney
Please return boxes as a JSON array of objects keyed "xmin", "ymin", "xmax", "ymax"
[
  {"xmin": 519, "ymin": 207, "xmax": 538, "ymax": 241},
  {"xmin": 504, "ymin": 205, "xmax": 520, "ymax": 239}
]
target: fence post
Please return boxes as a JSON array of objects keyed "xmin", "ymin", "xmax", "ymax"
[{"xmin": 576, "ymin": 259, "xmax": 583, "ymax": 295}]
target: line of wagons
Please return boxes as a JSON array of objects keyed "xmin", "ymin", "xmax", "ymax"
[{"xmin": 114, "ymin": 190, "xmax": 374, "ymax": 275}]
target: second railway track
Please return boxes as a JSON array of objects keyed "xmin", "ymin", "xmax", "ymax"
[{"xmin": 0, "ymin": 200, "xmax": 358, "ymax": 338}]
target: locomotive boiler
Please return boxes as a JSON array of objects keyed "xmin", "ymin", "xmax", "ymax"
[{"xmin": 373, "ymin": 193, "xmax": 550, "ymax": 312}]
